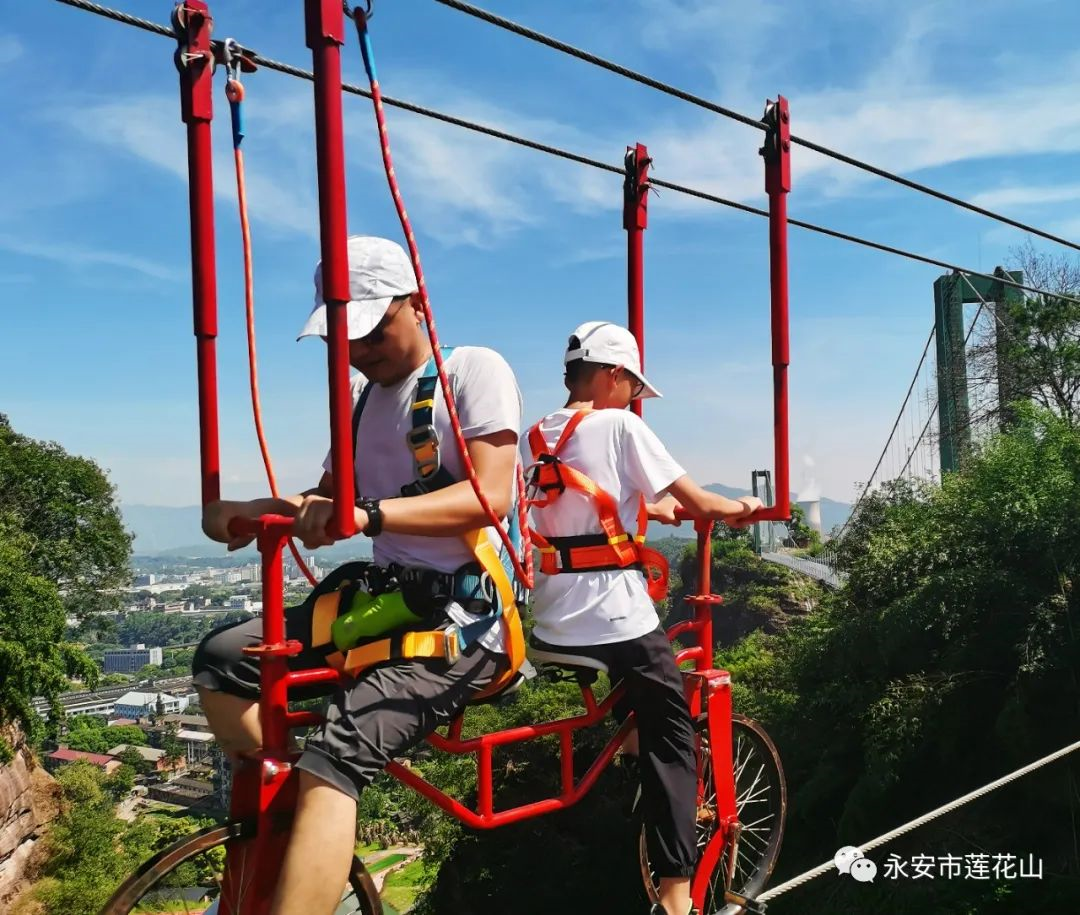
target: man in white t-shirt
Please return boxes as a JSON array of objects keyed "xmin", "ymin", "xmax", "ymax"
[
  {"xmin": 525, "ymin": 321, "xmax": 762, "ymax": 915},
  {"xmin": 193, "ymin": 236, "xmax": 523, "ymax": 915}
]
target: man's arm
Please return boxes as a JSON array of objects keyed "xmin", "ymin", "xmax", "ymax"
[
  {"xmin": 202, "ymin": 473, "xmax": 335, "ymax": 551},
  {"xmin": 377, "ymin": 430, "xmax": 517, "ymax": 534},
  {"xmin": 289, "ymin": 429, "xmax": 518, "ymax": 548},
  {"xmin": 659, "ymin": 476, "xmax": 762, "ymax": 524}
]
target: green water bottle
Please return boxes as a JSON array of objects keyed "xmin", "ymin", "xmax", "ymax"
[{"xmin": 331, "ymin": 589, "xmax": 421, "ymax": 651}]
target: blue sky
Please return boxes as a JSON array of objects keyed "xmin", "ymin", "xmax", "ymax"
[{"xmin": 4, "ymin": 0, "xmax": 1080, "ymax": 508}]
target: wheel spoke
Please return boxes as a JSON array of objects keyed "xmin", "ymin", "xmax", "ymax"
[{"xmin": 641, "ymin": 716, "xmax": 785, "ymax": 914}]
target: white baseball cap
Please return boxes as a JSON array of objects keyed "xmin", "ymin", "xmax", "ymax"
[
  {"xmin": 564, "ymin": 321, "xmax": 661, "ymax": 399},
  {"xmin": 297, "ymin": 235, "xmax": 419, "ymax": 341}
]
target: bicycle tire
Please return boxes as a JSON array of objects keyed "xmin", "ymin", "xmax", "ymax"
[
  {"xmin": 639, "ymin": 713, "xmax": 786, "ymax": 915},
  {"xmin": 100, "ymin": 821, "xmax": 383, "ymax": 915}
]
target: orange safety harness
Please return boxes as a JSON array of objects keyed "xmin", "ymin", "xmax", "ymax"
[{"xmin": 526, "ymin": 409, "xmax": 669, "ymax": 602}]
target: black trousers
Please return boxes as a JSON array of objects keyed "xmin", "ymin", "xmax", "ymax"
[
  {"xmin": 532, "ymin": 627, "xmax": 699, "ymax": 879},
  {"xmin": 192, "ymin": 600, "xmax": 506, "ymax": 801}
]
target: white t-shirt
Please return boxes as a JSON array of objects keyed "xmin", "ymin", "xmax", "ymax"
[
  {"xmin": 322, "ymin": 346, "xmax": 523, "ymax": 653},
  {"xmin": 525, "ymin": 408, "xmax": 686, "ymax": 646}
]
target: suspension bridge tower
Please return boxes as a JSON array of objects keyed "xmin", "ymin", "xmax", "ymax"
[{"xmin": 933, "ymin": 267, "xmax": 1022, "ymax": 474}]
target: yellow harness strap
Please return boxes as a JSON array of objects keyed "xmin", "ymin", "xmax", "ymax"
[
  {"xmin": 462, "ymin": 527, "xmax": 526, "ymax": 700},
  {"xmin": 309, "ymin": 347, "xmax": 526, "ymax": 695},
  {"xmin": 309, "ymin": 531, "xmax": 525, "ymax": 698}
]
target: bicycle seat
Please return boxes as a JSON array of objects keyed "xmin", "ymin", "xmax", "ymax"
[
  {"xmin": 527, "ymin": 636, "xmax": 610, "ymax": 678},
  {"xmin": 467, "ymin": 660, "xmax": 536, "ymax": 705}
]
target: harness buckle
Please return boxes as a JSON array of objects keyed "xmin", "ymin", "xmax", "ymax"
[
  {"xmin": 406, "ymin": 424, "xmax": 440, "ymax": 478},
  {"xmin": 443, "ymin": 624, "xmax": 462, "ymax": 664},
  {"xmin": 535, "ymin": 454, "xmax": 566, "ymax": 494}
]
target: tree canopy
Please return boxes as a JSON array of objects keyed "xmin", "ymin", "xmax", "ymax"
[
  {"xmin": 0, "ymin": 414, "xmax": 132, "ymax": 617},
  {"xmin": 0, "ymin": 416, "xmax": 131, "ymax": 750}
]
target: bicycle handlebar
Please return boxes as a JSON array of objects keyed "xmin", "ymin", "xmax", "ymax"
[{"xmin": 671, "ymin": 505, "xmax": 789, "ymax": 527}]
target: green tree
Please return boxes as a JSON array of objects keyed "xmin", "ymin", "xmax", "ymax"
[
  {"xmin": 104, "ymin": 763, "xmax": 135, "ymax": 801},
  {"xmin": 31, "ymin": 762, "xmax": 213, "ymax": 915},
  {"xmin": 0, "ymin": 524, "xmax": 98, "ymax": 753},
  {"xmin": 63, "ymin": 717, "xmax": 112, "ymax": 754},
  {"xmin": 0, "ymin": 414, "xmax": 132, "ymax": 618},
  {"xmin": 0, "ymin": 416, "xmax": 131, "ymax": 750},
  {"xmin": 161, "ymin": 720, "xmax": 185, "ymax": 770},
  {"xmin": 108, "ymin": 724, "xmax": 149, "ymax": 747},
  {"xmin": 781, "ymin": 502, "xmax": 819, "ymax": 549},
  {"xmin": 733, "ymin": 407, "xmax": 1080, "ymax": 913},
  {"xmin": 117, "ymin": 745, "xmax": 155, "ymax": 776},
  {"xmin": 988, "ymin": 242, "xmax": 1080, "ymax": 426},
  {"xmin": 32, "ymin": 762, "xmax": 140, "ymax": 914}
]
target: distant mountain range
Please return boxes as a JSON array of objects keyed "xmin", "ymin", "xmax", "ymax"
[
  {"xmin": 120, "ymin": 503, "xmax": 371, "ymax": 563},
  {"xmin": 123, "ymin": 486, "xmax": 852, "ymax": 557}
]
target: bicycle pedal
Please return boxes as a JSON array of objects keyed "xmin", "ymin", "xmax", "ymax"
[{"xmin": 723, "ymin": 890, "xmax": 766, "ymax": 914}]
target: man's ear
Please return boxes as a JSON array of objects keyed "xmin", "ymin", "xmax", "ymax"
[{"xmin": 409, "ymin": 293, "xmax": 425, "ymax": 323}]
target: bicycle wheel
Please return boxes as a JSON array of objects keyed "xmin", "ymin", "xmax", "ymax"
[
  {"xmin": 100, "ymin": 821, "xmax": 382, "ymax": 915},
  {"xmin": 639, "ymin": 713, "xmax": 786, "ymax": 915}
]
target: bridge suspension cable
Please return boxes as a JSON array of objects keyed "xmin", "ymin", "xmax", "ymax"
[
  {"xmin": 52, "ymin": 0, "xmax": 1080, "ymax": 309},
  {"xmin": 435, "ymin": 0, "xmax": 1080, "ymax": 256},
  {"xmin": 757, "ymin": 736, "xmax": 1080, "ymax": 903},
  {"xmin": 840, "ymin": 271, "xmax": 1006, "ymax": 538}
]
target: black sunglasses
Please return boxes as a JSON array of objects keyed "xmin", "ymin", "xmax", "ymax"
[
  {"xmin": 612, "ymin": 365, "xmax": 645, "ymax": 398},
  {"xmin": 356, "ymin": 296, "xmax": 410, "ymax": 346}
]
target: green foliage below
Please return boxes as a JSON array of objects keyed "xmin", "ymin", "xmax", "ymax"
[
  {"xmin": 381, "ymin": 859, "xmax": 433, "ymax": 913},
  {"xmin": 26, "ymin": 761, "xmax": 215, "ymax": 915},
  {"xmin": 63, "ymin": 716, "xmax": 147, "ymax": 754},
  {"xmin": 355, "ymin": 409, "xmax": 1080, "ymax": 913},
  {"xmin": 103, "ymin": 610, "xmax": 253, "ymax": 649},
  {"xmin": 740, "ymin": 408, "xmax": 1080, "ymax": 913}
]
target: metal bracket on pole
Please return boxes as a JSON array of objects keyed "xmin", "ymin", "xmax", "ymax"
[
  {"xmin": 174, "ymin": 1, "xmax": 214, "ymax": 123},
  {"xmin": 750, "ymin": 469, "xmax": 774, "ymax": 554},
  {"xmin": 623, "ymin": 143, "xmax": 651, "ymax": 232}
]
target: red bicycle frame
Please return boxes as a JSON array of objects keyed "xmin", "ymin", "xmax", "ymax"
[
  {"xmin": 217, "ymin": 511, "xmax": 738, "ymax": 912},
  {"xmin": 174, "ymin": 2, "xmax": 790, "ymax": 909}
]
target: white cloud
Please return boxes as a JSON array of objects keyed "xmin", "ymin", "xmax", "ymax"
[
  {"xmin": 344, "ymin": 81, "xmax": 622, "ymax": 244},
  {"xmin": 0, "ymin": 233, "xmax": 179, "ymax": 282},
  {"xmin": 41, "ymin": 13, "xmax": 1080, "ymax": 252},
  {"xmin": 49, "ymin": 92, "xmax": 319, "ymax": 239},
  {"xmin": 971, "ymin": 183, "xmax": 1080, "ymax": 210},
  {"xmin": 0, "ymin": 35, "xmax": 23, "ymax": 67},
  {"xmin": 612, "ymin": 2, "xmax": 1080, "ymax": 222}
]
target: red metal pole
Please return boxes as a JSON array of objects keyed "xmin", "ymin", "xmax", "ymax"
[
  {"xmin": 760, "ymin": 96, "xmax": 791, "ymax": 521},
  {"xmin": 305, "ymin": 0, "xmax": 355, "ymax": 538},
  {"xmin": 259, "ymin": 526, "xmax": 289, "ymax": 753},
  {"xmin": 624, "ymin": 144, "xmax": 650, "ymax": 417},
  {"xmin": 696, "ymin": 525, "xmax": 713, "ymax": 670},
  {"xmin": 175, "ymin": 1, "xmax": 220, "ymax": 507}
]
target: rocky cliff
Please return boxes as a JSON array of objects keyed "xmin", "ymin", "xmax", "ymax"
[{"xmin": 0, "ymin": 728, "xmax": 57, "ymax": 908}]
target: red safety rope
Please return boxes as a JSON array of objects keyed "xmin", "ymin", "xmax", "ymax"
[
  {"xmin": 226, "ymin": 71, "xmax": 317, "ymax": 586},
  {"xmin": 350, "ymin": 9, "xmax": 534, "ymax": 589}
]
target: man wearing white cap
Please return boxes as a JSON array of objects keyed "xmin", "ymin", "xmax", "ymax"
[
  {"xmin": 524, "ymin": 321, "xmax": 762, "ymax": 915},
  {"xmin": 195, "ymin": 236, "xmax": 523, "ymax": 915}
]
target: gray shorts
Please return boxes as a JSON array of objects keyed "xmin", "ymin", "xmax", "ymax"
[{"xmin": 192, "ymin": 602, "xmax": 507, "ymax": 800}]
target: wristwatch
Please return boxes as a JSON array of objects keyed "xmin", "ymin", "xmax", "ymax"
[{"xmin": 356, "ymin": 498, "xmax": 384, "ymax": 537}]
